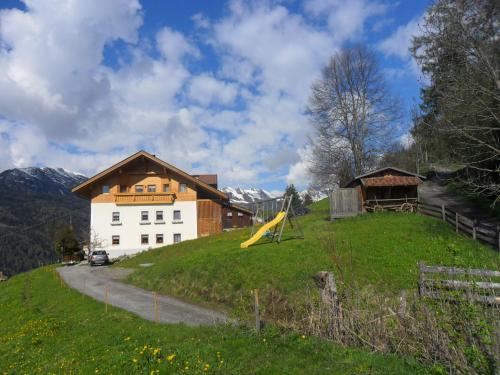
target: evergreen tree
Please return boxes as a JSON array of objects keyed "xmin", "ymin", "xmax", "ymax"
[
  {"xmin": 54, "ymin": 226, "xmax": 80, "ymax": 257},
  {"xmin": 285, "ymin": 184, "xmax": 304, "ymax": 214},
  {"xmin": 302, "ymin": 192, "xmax": 314, "ymax": 206}
]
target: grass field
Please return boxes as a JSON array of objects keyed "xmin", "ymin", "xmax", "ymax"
[
  {"xmin": 0, "ymin": 267, "xmax": 428, "ymax": 374},
  {"xmin": 120, "ymin": 199, "xmax": 499, "ymax": 316}
]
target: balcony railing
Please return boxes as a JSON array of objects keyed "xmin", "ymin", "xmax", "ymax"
[{"xmin": 114, "ymin": 193, "xmax": 176, "ymax": 205}]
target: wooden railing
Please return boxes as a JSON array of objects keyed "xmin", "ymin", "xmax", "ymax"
[
  {"xmin": 114, "ymin": 193, "xmax": 175, "ymax": 205},
  {"xmin": 418, "ymin": 262, "xmax": 500, "ymax": 305},
  {"xmin": 418, "ymin": 202, "xmax": 500, "ymax": 251}
]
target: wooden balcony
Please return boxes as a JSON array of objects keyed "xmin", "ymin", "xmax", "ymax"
[{"xmin": 114, "ymin": 193, "xmax": 176, "ymax": 205}]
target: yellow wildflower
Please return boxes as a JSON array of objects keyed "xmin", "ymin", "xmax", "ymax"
[{"xmin": 167, "ymin": 354, "xmax": 176, "ymax": 362}]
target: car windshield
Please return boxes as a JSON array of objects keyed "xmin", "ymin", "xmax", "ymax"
[{"xmin": 93, "ymin": 251, "xmax": 107, "ymax": 255}]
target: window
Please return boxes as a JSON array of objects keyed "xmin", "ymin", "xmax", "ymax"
[
  {"xmin": 238, "ymin": 212, "xmax": 244, "ymax": 217},
  {"xmin": 119, "ymin": 185, "xmax": 127, "ymax": 193},
  {"xmin": 156, "ymin": 234, "xmax": 164, "ymax": 244},
  {"xmin": 112, "ymin": 235, "xmax": 120, "ymax": 245},
  {"xmin": 147, "ymin": 185, "xmax": 156, "ymax": 193},
  {"xmin": 173, "ymin": 210, "xmax": 181, "ymax": 221},
  {"xmin": 156, "ymin": 211, "xmax": 163, "ymax": 221},
  {"xmin": 227, "ymin": 212, "xmax": 233, "ymax": 217},
  {"xmin": 163, "ymin": 184, "xmax": 170, "ymax": 192},
  {"xmin": 173, "ymin": 233, "xmax": 181, "ymax": 243},
  {"xmin": 102, "ymin": 185, "xmax": 110, "ymax": 194},
  {"xmin": 141, "ymin": 234, "xmax": 149, "ymax": 245},
  {"xmin": 179, "ymin": 183, "xmax": 187, "ymax": 193},
  {"xmin": 141, "ymin": 211, "xmax": 149, "ymax": 221},
  {"xmin": 112, "ymin": 212, "xmax": 120, "ymax": 222},
  {"xmin": 135, "ymin": 185, "xmax": 144, "ymax": 193}
]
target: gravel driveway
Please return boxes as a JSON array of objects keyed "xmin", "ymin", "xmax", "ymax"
[
  {"xmin": 58, "ymin": 264, "xmax": 228, "ymax": 326},
  {"xmin": 419, "ymin": 179, "xmax": 500, "ymax": 229}
]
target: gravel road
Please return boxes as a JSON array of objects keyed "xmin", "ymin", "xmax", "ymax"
[
  {"xmin": 419, "ymin": 179, "xmax": 500, "ymax": 229},
  {"xmin": 58, "ymin": 264, "xmax": 228, "ymax": 326}
]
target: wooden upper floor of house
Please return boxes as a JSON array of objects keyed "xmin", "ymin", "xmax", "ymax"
[{"xmin": 72, "ymin": 151, "xmax": 227, "ymax": 205}]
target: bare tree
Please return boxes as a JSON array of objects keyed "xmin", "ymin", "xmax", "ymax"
[
  {"xmin": 308, "ymin": 45, "xmax": 402, "ymax": 188},
  {"xmin": 88, "ymin": 228, "xmax": 105, "ymax": 255}
]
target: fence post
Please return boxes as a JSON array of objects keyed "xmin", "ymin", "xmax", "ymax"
[
  {"xmin": 153, "ymin": 292, "xmax": 159, "ymax": 322},
  {"xmin": 497, "ymin": 226, "xmax": 500, "ymax": 252},
  {"xmin": 104, "ymin": 285, "xmax": 109, "ymax": 313},
  {"xmin": 254, "ymin": 289, "xmax": 260, "ymax": 332},
  {"xmin": 441, "ymin": 204, "xmax": 446, "ymax": 221},
  {"xmin": 455, "ymin": 212, "xmax": 459, "ymax": 233},
  {"xmin": 472, "ymin": 220, "xmax": 477, "ymax": 240},
  {"xmin": 418, "ymin": 262, "xmax": 426, "ymax": 297},
  {"xmin": 313, "ymin": 271, "xmax": 343, "ymax": 339},
  {"xmin": 494, "ymin": 320, "xmax": 500, "ymax": 374}
]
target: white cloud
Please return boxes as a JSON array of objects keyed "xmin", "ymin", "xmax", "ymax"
[
  {"xmin": 191, "ymin": 13, "xmax": 210, "ymax": 29},
  {"xmin": 187, "ymin": 74, "xmax": 238, "ymax": 106},
  {"xmin": 286, "ymin": 147, "xmax": 311, "ymax": 189},
  {"xmin": 378, "ymin": 16, "xmax": 422, "ymax": 59},
  {"xmin": 0, "ymin": 0, "xmax": 403, "ymax": 189},
  {"xmin": 304, "ymin": 0, "xmax": 387, "ymax": 41},
  {"xmin": 156, "ymin": 27, "xmax": 200, "ymax": 62}
]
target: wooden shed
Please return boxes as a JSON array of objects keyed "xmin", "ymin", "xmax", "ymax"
[
  {"xmin": 345, "ymin": 167, "xmax": 425, "ymax": 212},
  {"xmin": 222, "ymin": 203, "xmax": 253, "ymax": 229}
]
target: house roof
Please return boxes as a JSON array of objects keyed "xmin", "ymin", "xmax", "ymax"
[
  {"xmin": 192, "ymin": 174, "xmax": 218, "ymax": 186},
  {"xmin": 361, "ymin": 175, "xmax": 423, "ymax": 187},
  {"xmin": 72, "ymin": 150, "xmax": 228, "ymax": 200},
  {"xmin": 345, "ymin": 167, "xmax": 425, "ymax": 188},
  {"xmin": 227, "ymin": 203, "xmax": 253, "ymax": 216}
]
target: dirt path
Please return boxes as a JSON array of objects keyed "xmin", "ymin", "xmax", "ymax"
[
  {"xmin": 419, "ymin": 179, "xmax": 500, "ymax": 229},
  {"xmin": 58, "ymin": 264, "xmax": 228, "ymax": 326}
]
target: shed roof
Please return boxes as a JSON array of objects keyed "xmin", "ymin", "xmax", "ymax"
[
  {"xmin": 361, "ymin": 175, "xmax": 423, "ymax": 187},
  {"xmin": 345, "ymin": 167, "xmax": 425, "ymax": 188},
  {"xmin": 227, "ymin": 203, "xmax": 253, "ymax": 215}
]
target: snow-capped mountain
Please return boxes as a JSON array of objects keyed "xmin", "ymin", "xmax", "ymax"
[
  {"xmin": 0, "ymin": 167, "xmax": 90, "ymax": 277},
  {"xmin": 300, "ymin": 189, "xmax": 328, "ymax": 202},
  {"xmin": 221, "ymin": 186, "xmax": 328, "ymax": 206},
  {"xmin": 220, "ymin": 187, "xmax": 278, "ymax": 205},
  {"xmin": 0, "ymin": 167, "xmax": 87, "ymax": 195}
]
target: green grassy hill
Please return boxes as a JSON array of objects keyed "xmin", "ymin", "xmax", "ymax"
[
  {"xmin": 0, "ymin": 267, "xmax": 426, "ymax": 374},
  {"xmin": 120, "ymin": 199, "xmax": 499, "ymax": 317}
]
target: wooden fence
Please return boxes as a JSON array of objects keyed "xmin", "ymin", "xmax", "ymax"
[
  {"xmin": 418, "ymin": 202, "xmax": 500, "ymax": 252},
  {"xmin": 329, "ymin": 188, "xmax": 360, "ymax": 219},
  {"xmin": 418, "ymin": 262, "xmax": 500, "ymax": 305}
]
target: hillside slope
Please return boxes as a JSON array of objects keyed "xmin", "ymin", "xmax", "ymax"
[
  {"xmin": 0, "ymin": 267, "xmax": 426, "ymax": 374},
  {"xmin": 120, "ymin": 199, "xmax": 499, "ymax": 315},
  {"xmin": 0, "ymin": 168, "xmax": 89, "ymax": 276}
]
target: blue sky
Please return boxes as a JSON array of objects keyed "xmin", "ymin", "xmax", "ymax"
[{"xmin": 0, "ymin": 0, "xmax": 430, "ymax": 193}]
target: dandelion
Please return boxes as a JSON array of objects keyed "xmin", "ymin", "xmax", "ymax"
[
  {"xmin": 167, "ymin": 354, "xmax": 176, "ymax": 362},
  {"xmin": 301, "ymin": 335, "xmax": 306, "ymax": 339},
  {"xmin": 124, "ymin": 337, "xmax": 131, "ymax": 341},
  {"xmin": 132, "ymin": 358, "xmax": 138, "ymax": 363}
]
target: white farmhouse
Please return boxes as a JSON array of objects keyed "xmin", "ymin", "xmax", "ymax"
[{"xmin": 72, "ymin": 151, "xmax": 252, "ymax": 258}]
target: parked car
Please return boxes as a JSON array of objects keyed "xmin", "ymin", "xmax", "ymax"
[{"xmin": 89, "ymin": 250, "xmax": 110, "ymax": 266}]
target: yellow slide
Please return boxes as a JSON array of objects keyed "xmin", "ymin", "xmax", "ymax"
[{"xmin": 240, "ymin": 211, "xmax": 286, "ymax": 248}]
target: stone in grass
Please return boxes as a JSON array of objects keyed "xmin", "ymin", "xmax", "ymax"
[{"xmin": 139, "ymin": 263, "xmax": 154, "ymax": 268}]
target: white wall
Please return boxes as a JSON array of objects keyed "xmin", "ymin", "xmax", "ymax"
[{"xmin": 90, "ymin": 201, "xmax": 198, "ymax": 258}]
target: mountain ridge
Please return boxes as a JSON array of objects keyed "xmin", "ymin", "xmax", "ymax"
[{"xmin": 0, "ymin": 167, "xmax": 89, "ymax": 277}]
